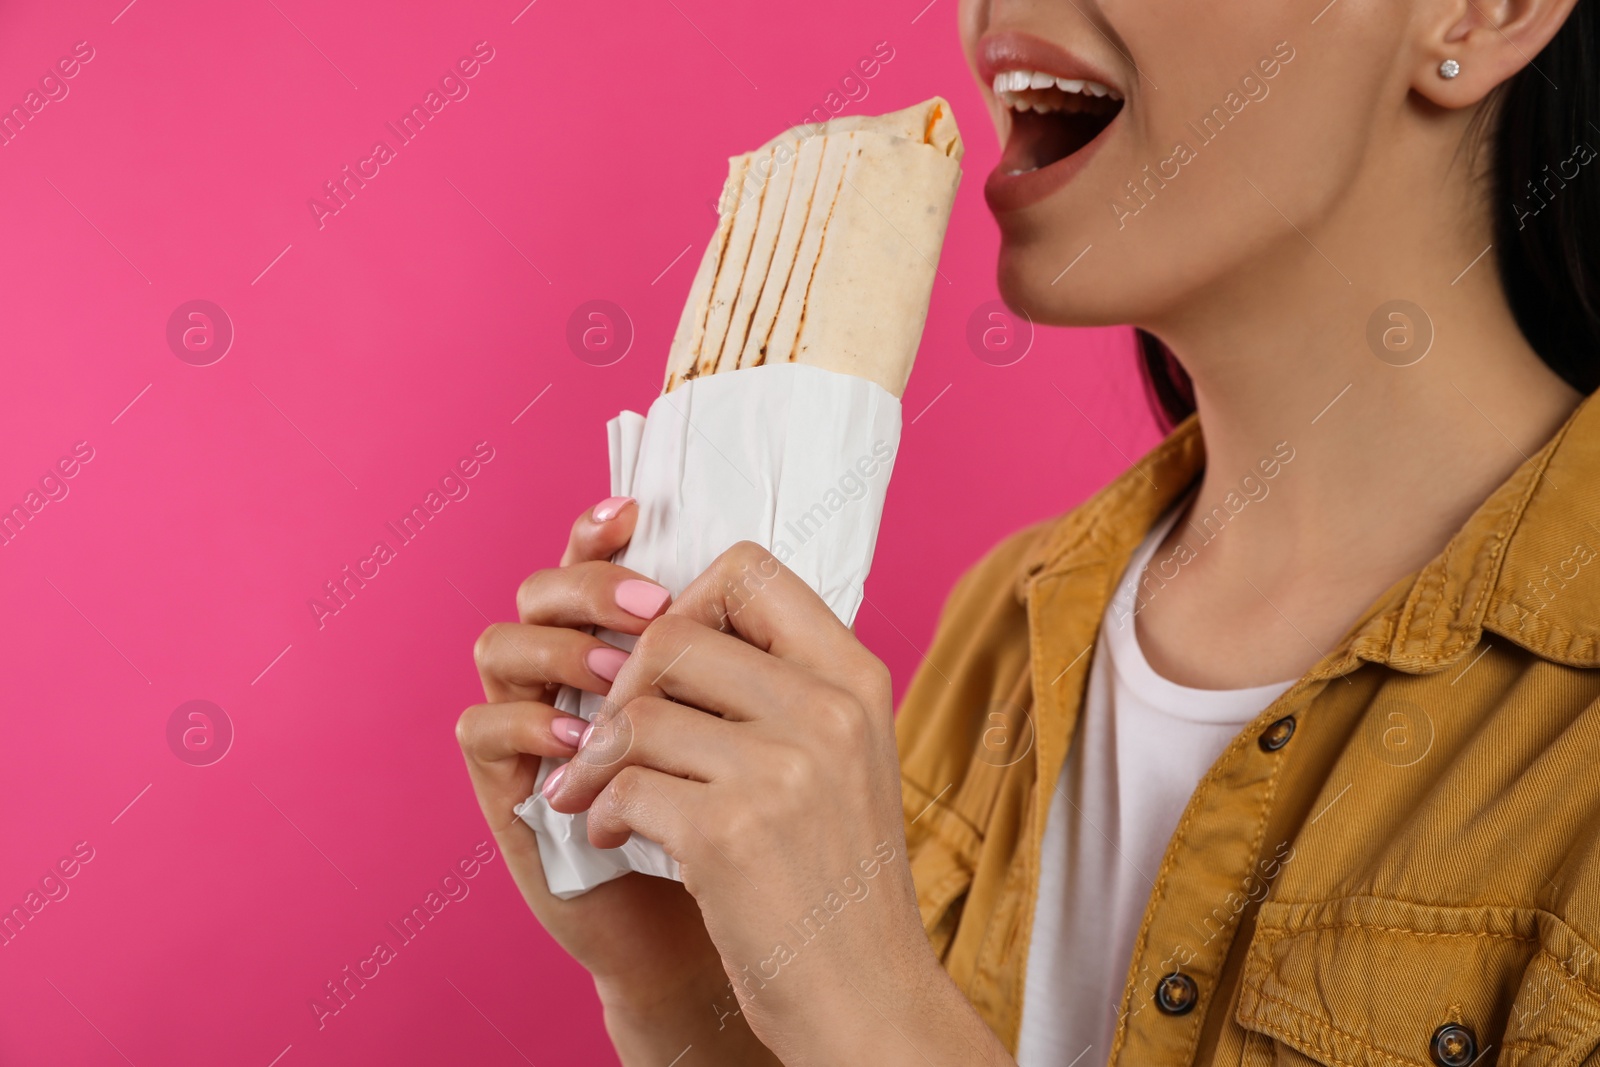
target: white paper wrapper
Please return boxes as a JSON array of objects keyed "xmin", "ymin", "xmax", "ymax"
[{"xmin": 514, "ymin": 361, "xmax": 902, "ymax": 899}]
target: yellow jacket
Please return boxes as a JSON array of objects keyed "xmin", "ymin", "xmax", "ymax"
[{"xmin": 898, "ymin": 396, "xmax": 1600, "ymax": 1067}]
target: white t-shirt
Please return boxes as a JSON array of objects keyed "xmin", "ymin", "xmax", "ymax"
[{"xmin": 1015, "ymin": 500, "xmax": 1295, "ymax": 1067}]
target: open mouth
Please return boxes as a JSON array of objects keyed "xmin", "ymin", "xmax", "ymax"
[{"xmin": 992, "ymin": 69, "xmax": 1124, "ymax": 175}]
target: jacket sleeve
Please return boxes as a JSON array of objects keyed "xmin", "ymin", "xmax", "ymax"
[{"xmin": 894, "ymin": 517, "xmax": 1053, "ymax": 817}]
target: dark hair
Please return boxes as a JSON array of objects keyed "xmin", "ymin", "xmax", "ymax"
[{"xmin": 1139, "ymin": 6, "xmax": 1600, "ymax": 430}]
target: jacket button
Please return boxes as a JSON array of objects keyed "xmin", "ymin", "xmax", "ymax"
[
  {"xmin": 1154, "ymin": 972, "xmax": 1198, "ymax": 1015},
  {"xmin": 1430, "ymin": 1024, "xmax": 1478, "ymax": 1067},
  {"xmin": 1259, "ymin": 716, "xmax": 1296, "ymax": 752}
]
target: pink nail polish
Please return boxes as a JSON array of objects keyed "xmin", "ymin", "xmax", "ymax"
[
  {"xmin": 579, "ymin": 722, "xmax": 595, "ymax": 748},
  {"xmin": 593, "ymin": 496, "xmax": 633, "ymax": 522},
  {"xmin": 542, "ymin": 764, "xmax": 567, "ymax": 798},
  {"xmin": 550, "ymin": 716, "xmax": 585, "ymax": 747},
  {"xmin": 615, "ymin": 579, "xmax": 670, "ymax": 619},
  {"xmin": 585, "ymin": 646, "xmax": 628, "ymax": 682}
]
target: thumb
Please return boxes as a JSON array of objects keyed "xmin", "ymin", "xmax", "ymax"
[{"xmin": 561, "ymin": 496, "xmax": 638, "ymax": 566}]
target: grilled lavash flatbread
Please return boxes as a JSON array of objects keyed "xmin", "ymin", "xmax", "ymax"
[{"xmin": 663, "ymin": 97, "xmax": 963, "ymax": 399}]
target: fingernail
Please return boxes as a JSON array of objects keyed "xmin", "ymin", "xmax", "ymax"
[
  {"xmin": 615, "ymin": 578, "xmax": 670, "ymax": 619},
  {"xmin": 541, "ymin": 764, "xmax": 567, "ymax": 798},
  {"xmin": 586, "ymin": 646, "xmax": 629, "ymax": 682},
  {"xmin": 579, "ymin": 722, "xmax": 595, "ymax": 748},
  {"xmin": 593, "ymin": 496, "xmax": 634, "ymax": 522},
  {"xmin": 550, "ymin": 716, "xmax": 585, "ymax": 747}
]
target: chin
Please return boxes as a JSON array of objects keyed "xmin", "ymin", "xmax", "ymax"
[{"xmin": 994, "ymin": 229, "xmax": 1127, "ymax": 329}]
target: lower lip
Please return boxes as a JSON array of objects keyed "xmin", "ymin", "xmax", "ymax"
[{"xmin": 983, "ymin": 112, "xmax": 1121, "ymax": 215}]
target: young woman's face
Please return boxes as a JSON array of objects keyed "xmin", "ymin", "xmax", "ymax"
[{"xmin": 959, "ymin": 0, "xmax": 1418, "ymax": 330}]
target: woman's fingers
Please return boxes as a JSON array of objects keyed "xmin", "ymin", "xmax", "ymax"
[
  {"xmin": 602, "ymin": 613, "xmax": 815, "ymax": 722},
  {"xmin": 668, "ymin": 541, "xmax": 883, "ymax": 689},
  {"xmin": 457, "ymin": 699, "xmax": 587, "ymax": 765},
  {"xmin": 544, "ymin": 695, "xmax": 741, "ymax": 817},
  {"xmin": 583, "ymin": 764, "xmax": 709, "ymax": 854},
  {"xmin": 456, "ymin": 700, "xmax": 586, "ymax": 834},
  {"xmin": 474, "ymin": 622, "xmax": 631, "ymax": 703},
  {"xmin": 560, "ymin": 496, "xmax": 638, "ymax": 567},
  {"xmin": 516, "ymin": 560, "xmax": 671, "ymax": 633}
]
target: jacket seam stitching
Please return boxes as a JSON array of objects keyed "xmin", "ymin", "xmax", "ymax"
[
  {"xmin": 902, "ymin": 775, "xmax": 985, "ymax": 851},
  {"xmin": 1366, "ymin": 395, "xmax": 1578, "ymax": 669},
  {"xmin": 991, "ymin": 588, "xmax": 1055, "ymax": 1052},
  {"xmin": 1523, "ymin": 946, "xmax": 1600, "ymax": 1008},
  {"xmin": 1256, "ymin": 921, "xmax": 1538, "ymax": 944},
  {"xmin": 1442, "ymin": 408, "xmax": 1579, "ymax": 661},
  {"xmin": 1263, "ymin": 896, "xmax": 1578, "ymax": 921},
  {"xmin": 1490, "ymin": 596, "xmax": 1600, "ymax": 665},
  {"xmin": 1243, "ymin": 985, "xmax": 1423, "ymax": 1067},
  {"xmin": 1243, "ymin": 941, "xmax": 1600, "ymax": 1063},
  {"xmin": 1175, "ymin": 713, "xmax": 1283, "ymax": 1066},
  {"xmin": 1109, "ymin": 681, "xmax": 1288, "ymax": 1066}
]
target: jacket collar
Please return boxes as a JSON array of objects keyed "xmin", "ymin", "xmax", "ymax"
[{"xmin": 1016, "ymin": 391, "xmax": 1600, "ymax": 674}]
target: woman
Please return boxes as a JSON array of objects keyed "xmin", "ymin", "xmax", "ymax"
[{"xmin": 457, "ymin": 0, "xmax": 1600, "ymax": 1062}]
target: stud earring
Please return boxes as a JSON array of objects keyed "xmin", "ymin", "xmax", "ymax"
[{"xmin": 1439, "ymin": 58, "xmax": 1461, "ymax": 79}]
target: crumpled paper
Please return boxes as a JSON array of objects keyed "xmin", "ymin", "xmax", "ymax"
[{"xmin": 514, "ymin": 361, "xmax": 902, "ymax": 899}]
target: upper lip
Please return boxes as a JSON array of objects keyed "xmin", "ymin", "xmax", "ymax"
[{"xmin": 977, "ymin": 30, "xmax": 1123, "ymax": 97}]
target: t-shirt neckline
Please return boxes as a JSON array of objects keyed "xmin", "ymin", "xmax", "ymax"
[{"xmin": 1101, "ymin": 492, "xmax": 1298, "ymax": 724}]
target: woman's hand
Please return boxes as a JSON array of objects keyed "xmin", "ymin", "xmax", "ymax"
[
  {"xmin": 455, "ymin": 501, "xmax": 780, "ymax": 1065},
  {"xmin": 541, "ymin": 541, "xmax": 1011, "ymax": 1067}
]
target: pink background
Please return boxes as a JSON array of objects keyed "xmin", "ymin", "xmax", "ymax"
[{"xmin": 0, "ymin": 0, "xmax": 1158, "ymax": 1062}]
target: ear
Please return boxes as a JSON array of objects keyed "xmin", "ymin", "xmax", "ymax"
[{"xmin": 1413, "ymin": 0, "xmax": 1580, "ymax": 107}]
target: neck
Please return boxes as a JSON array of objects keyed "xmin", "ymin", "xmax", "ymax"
[
  {"xmin": 1121, "ymin": 95, "xmax": 1587, "ymax": 689},
  {"xmin": 1147, "ymin": 219, "xmax": 1582, "ymax": 618}
]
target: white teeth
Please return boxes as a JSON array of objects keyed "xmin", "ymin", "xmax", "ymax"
[
  {"xmin": 990, "ymin": 68, "xmax": 1123, "ymax": 108},
  {"xmin": 993, "ymin": 70, "xmax": 1034, "ymax": 93}
]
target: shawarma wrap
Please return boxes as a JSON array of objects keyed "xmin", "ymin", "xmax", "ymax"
[{"xmin": 664, "ymin": 97, "xmax": 963, "ymax": 398}]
